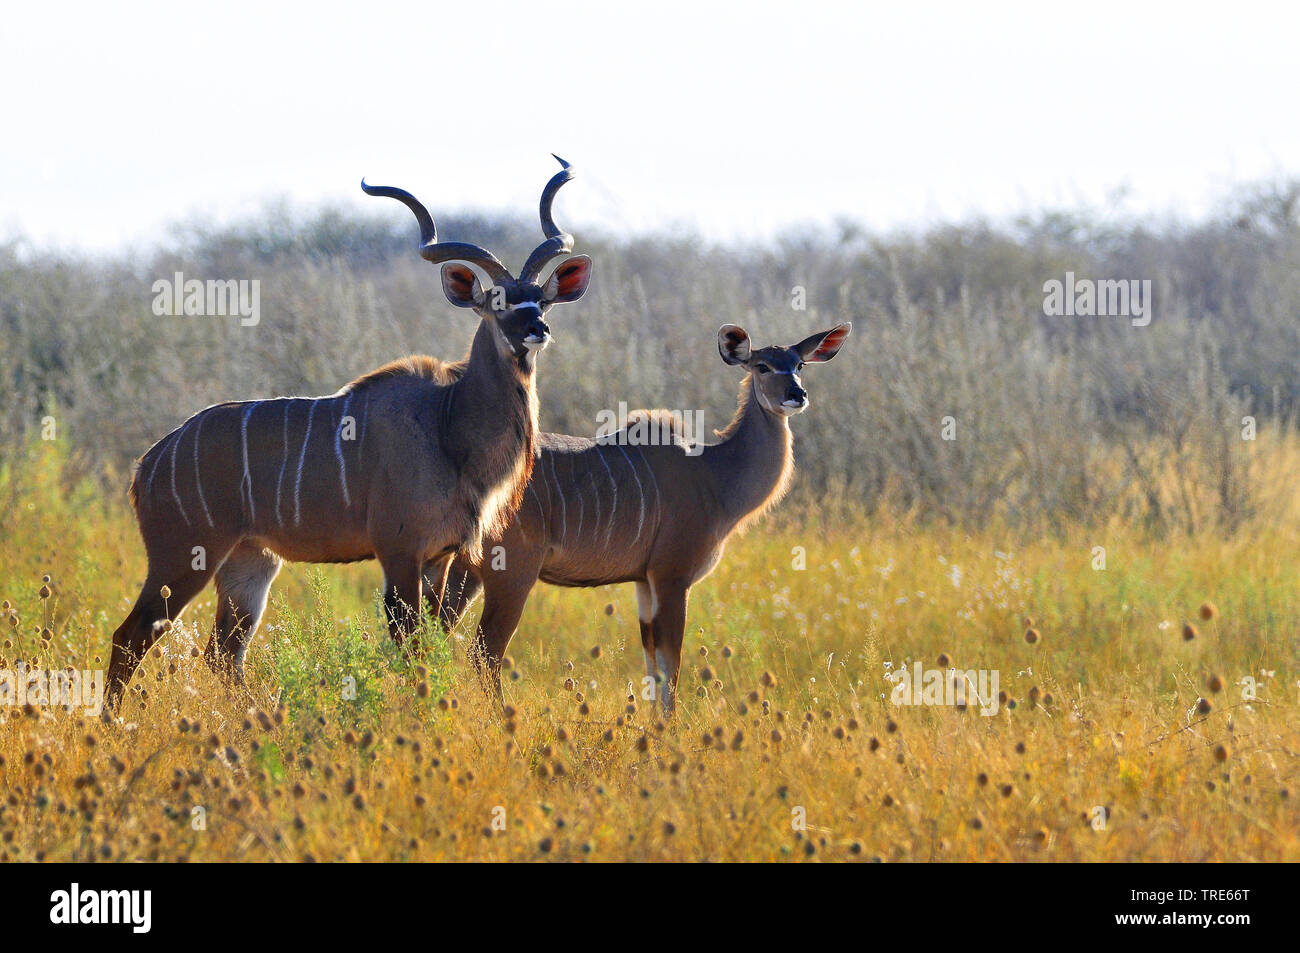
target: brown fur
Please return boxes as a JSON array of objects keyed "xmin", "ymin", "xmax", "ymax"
[
  {"xmin": 345, "ymin": 353, "xmax": 462, "ymax": 390},
  {"xmin": 436, "ymin": 371, "xmax": 800, "ymax": 713},
  {"xmin": 716, "ymin": 376, "xmax": 795, "ymax": 534},
  {"xmin": 105, "ymin": 319, "xmax": 542, "ymax": 716},
  {"xmin": 436, "ymin": 322, "xmax": 849, "ymax": 714}
]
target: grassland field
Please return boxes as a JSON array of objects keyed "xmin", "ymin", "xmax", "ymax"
[{"xmin": 1, "ymin": 438, "xmax": 1298, "ymax": 862}]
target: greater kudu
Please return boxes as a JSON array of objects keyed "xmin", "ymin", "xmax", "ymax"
[
  {"xmin": 104, "ymin": 157, "xmax": 592, "ymax": 715},
  {"xmin": 437, "ymin": 323, "xmax": 851, "ymax": 713}
]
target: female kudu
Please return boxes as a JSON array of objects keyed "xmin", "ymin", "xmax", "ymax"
[
  {"xmin": 437, "ymin": 323, "xmax": 851, "ymax": 713},
  {"xmin": 104, "ymin": 158, "xmax": 592, "ymax": 715}
]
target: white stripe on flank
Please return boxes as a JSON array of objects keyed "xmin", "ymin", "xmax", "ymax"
[
  {"xmin": 240, "ymin": 401, "xmax": 262, "ymax": 525},
  {"xmin": 522, "ymin": 482, "xmax": 545, "ymax": 543},
  {"xmin": 595, "ymin": 447, "xmax": 618, "ymax": 546},
  {"xmin": 294, "ymin": 401, "xmax": 317, "ymax": 526},
  {"xmin": 169, "ymin": 420, "xmax": 191, "ymax": 526},
  {"xmin": 616, "ymin": 445, "xmax": 646, "ymax": 539},
  {"xmin": 637, "ymin": 446, "xmax": 661, "ymax": 526},
  {"xmin": 549, "ymin": 454, "xmax": 566, "ymax": 542},
  {"xmin": 192, "ymin": 412, "xmax": 214, "ymax": 528},
  {"xmin": 275, "ymin": 401, "xmax": 291, "ymax": 526},
  {"xmin": 589, "ymin": 467, "xmax": 600, "ymax": 542},
  {"xmin": 146, "ymin": 429, "xmax": 175, "ymax": 499},
  {"xmin": 537, "ymin": 453, "xmax": 554, "ymax": 524},
  {"xmin": 356, "ymin": 394, "xmax": 369, "ymax": 457},
  {"xmin": 573, "ymin": 462, "xmax": 584, "ymax": 541},
  {"xmin": 334, "ymin": 393, "xmax": 352, "ymax": 507}
]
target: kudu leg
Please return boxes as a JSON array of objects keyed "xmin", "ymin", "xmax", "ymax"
[
  {"xmin": 205, "ymin": 543, "xmax": 283, "ymax": 684},
  {"xmin": 419, "ymin": 555, "xmax": 454, "ymax": 642},
  {"xmin": 104, "ymin": 558, "xmax": 223, "ymax": 717},
  {"xmin": 471, "ymin": 557, "xmax": 543, "ymax": 709},
  {"xmin": 648, "ymin": 580, "xmax": 690, "ymax": 717},
  {"xmin": 378, "ymin": 553, "xmax": 426, "ymax": 652},
  {"xmin": 430, "ymin": 559, "xmax": 482, "ymax": 635},
  {"xmin": 471, "ymin": 596, "xmax": 531, "ymax": 709},
  {"xmin": 635, "ymin": 580, "xmax": 657, "ymax": 682}
]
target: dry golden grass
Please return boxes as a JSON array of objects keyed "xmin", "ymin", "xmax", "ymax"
[{"xmin": 1, "ymin": 440, "xmax": 1299, "ymax": 862}]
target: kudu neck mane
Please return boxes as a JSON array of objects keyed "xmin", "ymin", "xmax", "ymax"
[
  {"xmin": 349, "ymin": 320, "xmax": 539, "ymax": 535},
  {"xmin": 706, "ymin": 372, "xmax": 795, "ymax": 526},
  {"xmin": 447, "ymin": 319, "xmax": 539, "ymax": 526}
]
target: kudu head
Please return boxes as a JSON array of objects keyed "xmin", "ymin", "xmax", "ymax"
[
  {"xmin": 717, "ymin": 323, "xmax": 852, "ymax": 416},
  {"xmin": 362, "ymin": 155, "xmax": 592, "ymax": 364}
]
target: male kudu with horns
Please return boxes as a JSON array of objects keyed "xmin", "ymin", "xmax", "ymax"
[
  {"xmin": 437, "ymin": 322, "xmax": 851, "ymax": 714},
  {"xmin": 104, "ymin": 157, "xmax": 591, "ymax": 715}
]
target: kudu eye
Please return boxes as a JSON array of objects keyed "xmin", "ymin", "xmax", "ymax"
[{"xmin": 756, "ymin": 364, "xmax": 771, "ymax": 374}]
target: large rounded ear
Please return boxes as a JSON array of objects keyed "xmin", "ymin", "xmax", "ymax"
[
  {"xmin": 441, "ymin": 263, "xmax": 486, "ymax": 309},
  {"xmin": 542, "ymin": 255, "xmax": 592, "ymax": 304},
  {"xmin": 718, "ymin": 324, "xmax": 752, "ymax": 365},
  {"xmin": 794, "ymin": 322, "xmax": 852, "ymax": 363}
]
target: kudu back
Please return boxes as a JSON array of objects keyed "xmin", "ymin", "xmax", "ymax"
[
  {"xmin": 438, "ymin": 322, "xmax": 851, "ymax": 713},
  {"xmin": 104, "ymin": 157, "xmax": 592, "ymax": 716}
]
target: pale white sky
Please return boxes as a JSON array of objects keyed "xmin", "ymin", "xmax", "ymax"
[{"xmin": 3, "ymin": 1, "xmax": 1297, "ymax": 252}]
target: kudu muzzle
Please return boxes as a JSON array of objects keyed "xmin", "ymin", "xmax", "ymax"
[{"xmin": 518, "ymin": 305, "xmax": 551, "ymax": 350}]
